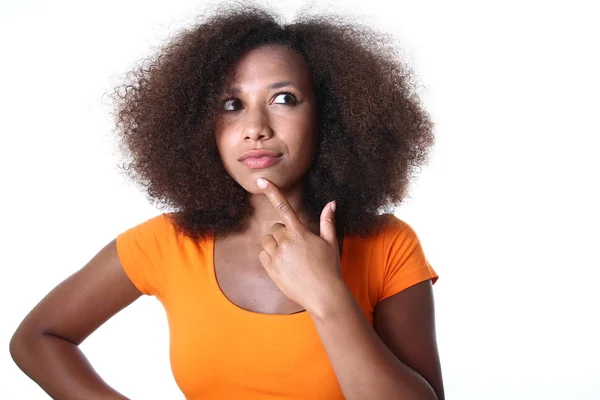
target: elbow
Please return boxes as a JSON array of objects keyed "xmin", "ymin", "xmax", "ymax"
[
  {"xmin": 409, "ymin": 382, "xmax": 439, "ymax": 400},
  {"xmin": 410, "ymin": 389, "xmax": 438, "ymax": 400},
  {"xmin": 9, "ymin": 324, "xmax": 44, "ymax": 369},
  {"xmin": 9, "ymin": 330, "xmax": 25, "ymax": 368},
  {"xmin": 9, "ymin": 327, "xmax": 32, "ymax": 368},
  {"xmin": 424, "ymin": 386, "xmax": 441, "ymax": 400},
  {"xmin": 423, "ymin": 384, "xmax": 440, "ymax": 400},
  {"xmin": 417, "ymin": 390, "xmax": 438, "ymax": 400}
]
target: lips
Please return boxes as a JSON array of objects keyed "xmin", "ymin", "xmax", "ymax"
[
  {"xmin": 241, "ymin": 155, "xmax": 282, "ymax": 169},
  {"xmin": 239, "ymin": 149, "xmax": 282, "ymax": 161}
]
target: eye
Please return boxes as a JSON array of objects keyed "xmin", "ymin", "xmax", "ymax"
[
  {"xmin": 272, "ymin": 92, "xmax": 298, "ymax": 105},
  {"xmin": 222, "ymin": 98, "xmax": 242, "ymax": 111}
]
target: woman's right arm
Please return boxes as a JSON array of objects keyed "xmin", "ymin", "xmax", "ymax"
[{"xmin": 9, "ymin": 238, "xmax": 143, "ymax": 400}]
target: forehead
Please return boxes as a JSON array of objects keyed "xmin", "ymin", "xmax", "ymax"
[{"xmin": 226, "ymin": 45, "xmax": 311, "ymax": 86}]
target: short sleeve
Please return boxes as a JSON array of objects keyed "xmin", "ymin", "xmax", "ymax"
[
  {"xmin": 115, "ymin": 213, "xmax": 172, "ymax": 297},
  {"xmin": 379, "ymin": 217, "xmax": 438, "ymax": 302}
]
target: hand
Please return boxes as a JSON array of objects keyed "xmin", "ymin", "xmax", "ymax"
[{"xmin": 256, "ymin": 177, "xmax": 345, "ymax": 316}]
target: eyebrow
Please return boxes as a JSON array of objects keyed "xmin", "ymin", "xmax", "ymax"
[{"xmin": 223, "ymin": 81, "xmax": 298, "ymax": 94}]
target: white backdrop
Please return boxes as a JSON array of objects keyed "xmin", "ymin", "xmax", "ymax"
[{"xmin": 2, "ymin": 0, "xmax": 599, "ymax": 398}]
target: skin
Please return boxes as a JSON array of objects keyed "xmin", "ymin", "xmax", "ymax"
[
  {"xmin": 256, "ymin": 177, "xmax": 443, "ymax": 399},
  {"xmin": 9, "ymin": 240, "xmax": 139, "ymax": 399},
  {"xmin": 254, "ymin": 177, "xmax": 341, "ymax": 317},
  {"xmin": 212, "ymin": 44, "xmax": 337, "ymax": 315},
  {"xmin": 9, "ymin": 44, "xmax": 444, "ymax": 400},
  {"xmin": 214, "ymin": 44, "xmax": 321, "ymax": 243}
]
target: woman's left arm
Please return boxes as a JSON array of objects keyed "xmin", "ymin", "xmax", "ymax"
[{"xmin": 310, "ymin": 279, "xmax": 444, "ymax": 400}]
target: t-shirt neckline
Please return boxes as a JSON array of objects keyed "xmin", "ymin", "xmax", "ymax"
[{"xmin": 208, "ymin": 231, "xmax": 347, "ymax": 320}]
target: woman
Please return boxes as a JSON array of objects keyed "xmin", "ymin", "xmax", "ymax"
[{"xmin": 10, "ymin": 3, "xmax": 444, "ymax": 399}]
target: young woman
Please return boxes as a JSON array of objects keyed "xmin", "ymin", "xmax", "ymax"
[{"xmin": 10, "ymin": 4, "xmax": 444, "ymax": 399}]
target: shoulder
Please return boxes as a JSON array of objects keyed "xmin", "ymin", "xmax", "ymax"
[
  {"xmin": 372, "ymin": 213, "xmax": 437, "ymax": 295},
  {"xmin": 345, "ymin": 214, "xmax": 421, "ymax": 255},
  {"xmin": 374, "ymin": 213, "xmax": 422, "ymax": 245},
  {"xmin": 116, "ymin": 212, "xmax": 183, "ymax": 257},
  {"xmin": 125, "ymin": 212, "xmax": 179, "ymax": 235},
  {"xmin": 148, "ymin": 212, "xmax": 178, "ymax": 229}
]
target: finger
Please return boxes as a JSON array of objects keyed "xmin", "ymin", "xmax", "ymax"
[
  {"xmin": 261, "ymin": 234, "xmax": 278, "ymax": 254},
  {"xmin": 319, "ymin": 201, "xmax": 338, "ymax": 246},
  {"xmin": 271, "ymin": 222, "xmax": 287, "ymax": 243},
  {"xmin": 256, "ymin": 178, "xmax": 303, "ymax": 232},
  {"xmin": 258, "ymin": 250, "xmax": 272, "ymax": 270}
]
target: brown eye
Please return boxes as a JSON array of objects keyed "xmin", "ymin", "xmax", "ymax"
[
  {"xmin": 223, "ymin": 99, "xmax": 242, "ymax": 111},
  {"xmin": 272, "ymin": 92, "xmax": 298, "ymax": 105}
]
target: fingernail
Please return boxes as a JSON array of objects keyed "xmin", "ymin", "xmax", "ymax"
[
  {"xmin": 331, "ymin": 201, "xmax": 336, "ymax": 213},
  {"xmin": 256, "ymin": 178, "xmax": 268, "ymax": 189}
]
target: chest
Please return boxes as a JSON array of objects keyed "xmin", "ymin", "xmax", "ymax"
[
  {"xmin": 164, "ymin": 231, "xmax": 373, "ymax": 398},
  {"xmin": 213, "ymin": 237, "xmax": 306, "ymax": 315}
]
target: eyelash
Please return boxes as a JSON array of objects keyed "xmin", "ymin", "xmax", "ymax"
[{"xmin": 221, "ymin": 91, "xmax": 299, "ymax": 111}]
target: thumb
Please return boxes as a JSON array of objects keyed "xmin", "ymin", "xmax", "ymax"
[{"xmin": 319, "ymin": 201, "xmax": 337, "ymax": 246}]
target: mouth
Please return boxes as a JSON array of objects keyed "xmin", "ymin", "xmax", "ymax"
[
  {"xmin": 240, "ymin": 155, "xmax": 282, "ymax": 169},
  {"xmin": 239, "ymin": 149, "xmax": 283, "ymax": 161}
]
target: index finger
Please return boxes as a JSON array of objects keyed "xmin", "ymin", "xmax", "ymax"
[{"xmin": 256, "ymin": 178, "xmax": 303, "ymax": 232}]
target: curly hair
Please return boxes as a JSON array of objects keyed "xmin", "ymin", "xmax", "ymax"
[{"xmin": 110, "ymin": 1, "xmax": 435, "ymax": 241}]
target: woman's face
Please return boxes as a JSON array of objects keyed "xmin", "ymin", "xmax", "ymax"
[{"xmin": 214, "ymin": 44, "xmax": 318, "ymax": 194}]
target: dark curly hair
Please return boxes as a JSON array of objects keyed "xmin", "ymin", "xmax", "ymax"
[{"xmin": 110, "ymin": 1, "xmax": 435, "ymax": 241}]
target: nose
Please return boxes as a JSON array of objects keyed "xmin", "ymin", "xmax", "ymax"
[{"xmin": 242, "ymin": 106, "xmax": 273, "ymax": 141}]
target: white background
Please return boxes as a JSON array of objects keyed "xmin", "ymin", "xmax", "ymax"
[{"xmin": 2, "ymin": 0, "xmax": 599, "ymax": 398}]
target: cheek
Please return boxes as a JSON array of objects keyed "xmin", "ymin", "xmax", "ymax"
[
  {"xmin": 297, "ymin": 114, "xmax": 318, "ymax": 147},
  {"xmin": 288, "ymin": 107, "xmax": 317, "ymax": 136},
  {"xmin": 214, "ymin": 129, "xmax": 234, "ymax": 159},
  {"xmin": 288, "ymin": 127, "xmax": 317, "ymax": 163}
]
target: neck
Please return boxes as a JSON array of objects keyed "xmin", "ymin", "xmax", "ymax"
[{"xmin": 241, "ymin": 180, "xmax": 319, "ymax": 244}]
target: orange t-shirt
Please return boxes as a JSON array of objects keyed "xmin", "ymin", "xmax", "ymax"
[{"xmin": 116, "ymin": 213, "xmax": 438, "ymax": 399}]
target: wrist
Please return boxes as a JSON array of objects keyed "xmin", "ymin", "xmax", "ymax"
[{"xmin": 309, "ymin": 280, "xmax": 354, "ymax": 321}]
